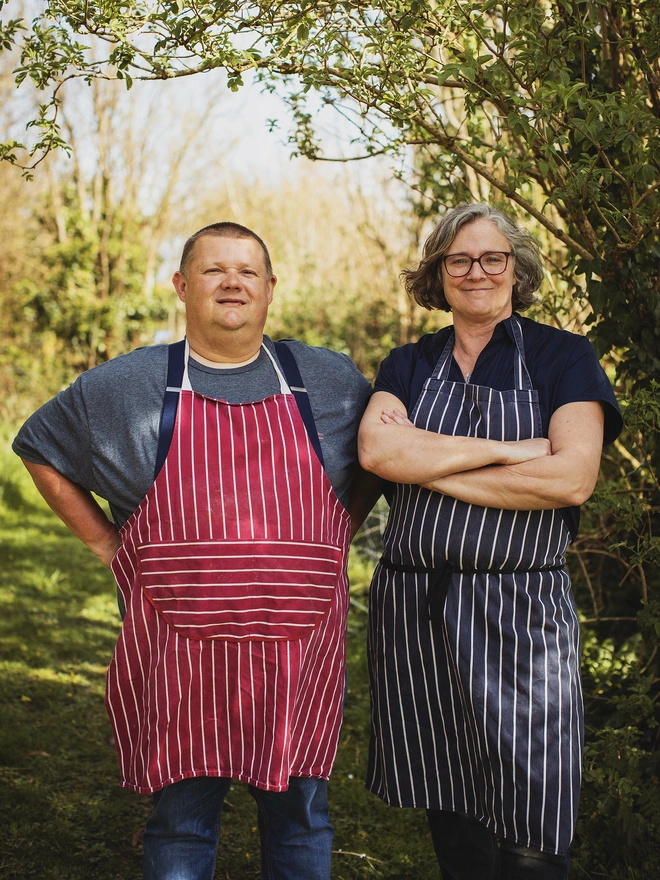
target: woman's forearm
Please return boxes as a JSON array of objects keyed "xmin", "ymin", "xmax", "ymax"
[
  {"xmin": 423, "ymin": 401, "xmax": 605, "ymax": 510},
  {"xmin": 358, "ymin": 392, "xmax": 550, "ymax": 483},
  {"xmin": 424, "ymin": 454, "xmax": 591, "ymax": 509},
  {"xmin": 359, "ymin": 425, "xmax": 542, "ymax": 482}
]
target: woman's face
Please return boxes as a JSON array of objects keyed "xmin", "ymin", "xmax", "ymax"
[{"xmin": 441, "ymin": 218, "xmax": 516, "ymax": 324}]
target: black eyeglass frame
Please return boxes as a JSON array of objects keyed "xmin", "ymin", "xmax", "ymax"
[{"xmin": 441, "ymin": 251, "xmax": 514, "ymax": 277}]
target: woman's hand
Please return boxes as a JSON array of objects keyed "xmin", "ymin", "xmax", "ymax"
[
  {"xmin": 380, "ymin": 408, "xmax": 414, "ymax": 427},
  {"xmin": 499, "ymin": 437, "xmax": 551, "ymax": 464}
]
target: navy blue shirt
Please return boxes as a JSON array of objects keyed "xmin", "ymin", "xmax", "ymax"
[{"xmin": 374, "ymin": 315, "xmax": 623, "ymax": 538}]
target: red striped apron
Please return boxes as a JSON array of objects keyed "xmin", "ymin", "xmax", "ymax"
[{"xmin": 106, "ymin": 344, "xmax": 351, "ymax": 794}]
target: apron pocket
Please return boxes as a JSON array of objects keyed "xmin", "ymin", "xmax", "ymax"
[{"xmin": 137, "ymin": 539, "xmax": 342, "ymax": 641}]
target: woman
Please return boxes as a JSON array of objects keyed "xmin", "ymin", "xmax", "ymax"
[{"xmin": 358, "ymin": 204, "xmax": 622, "ymax": 880}]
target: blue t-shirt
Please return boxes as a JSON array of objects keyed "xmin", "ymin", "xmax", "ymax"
[
  {"xmin": 374, "ymin": 315, "xmax": 623, "ymax": 538},
  {"xmin": 14, "ymin": 338, "xmax": 372, "ymax": 526}
]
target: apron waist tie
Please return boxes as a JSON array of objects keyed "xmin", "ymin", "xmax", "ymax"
[{"xmin": 378, "ymin": 556, "xmax": 566, "ymax": 622}]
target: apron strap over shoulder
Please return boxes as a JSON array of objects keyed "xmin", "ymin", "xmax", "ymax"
[
  {"xmin": 154, "ymin": 339, "xmax": 186, "ymax": 480},
  {"xmin": 155, "ymin": 338, "xmax": 325, "ymax": 479},
  {"xmin": 274, "ymin": 340, "xmax": 325, "ymax": 467}
]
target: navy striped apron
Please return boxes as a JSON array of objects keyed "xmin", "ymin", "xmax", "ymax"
[{"xmin": 366, "ymin": 318, "xmax": 582, "ymax": 856}]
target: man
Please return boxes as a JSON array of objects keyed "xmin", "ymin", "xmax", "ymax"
[{"xmin": 13, "ymin": 222, "xmax": 376, "ymax": 880}]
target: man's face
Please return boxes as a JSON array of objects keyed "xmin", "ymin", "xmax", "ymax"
[{"xmin": 172, "ymin": 235, "xmax": 276, "ymax": 342}]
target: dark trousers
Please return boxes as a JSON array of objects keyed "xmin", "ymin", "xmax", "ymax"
[{"xmin": 426, "ymin": 810, "xmax": 571, "ymax": 880}]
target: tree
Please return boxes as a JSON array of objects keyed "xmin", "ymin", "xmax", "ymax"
[
  {"xmin": 3, "ymin": 3, "xmax": 660, "ymax": 875},
  {"xmin": 1, "ymin": 0, "xmax": 659, "ymax": 377},
  {"xmin": 0, "ymin": 60, "xmax": 227, "ymax": 411}
]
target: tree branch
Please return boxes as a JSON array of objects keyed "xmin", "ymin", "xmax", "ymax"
[{"xmin": 408, "ymin": 121, "xmax": 597, "ymax": 260}]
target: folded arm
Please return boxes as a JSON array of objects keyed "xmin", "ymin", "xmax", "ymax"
[
  {"xmin": 358, "ymin": 391, "xmax": 551, "ymax": 483},
  {"xmin": 422, "ymin": 401, "xmax": 605, "ymax": 509},
  {"xmin": 21, "ymin": 460, "xmax": 121, "ymax": 567}
]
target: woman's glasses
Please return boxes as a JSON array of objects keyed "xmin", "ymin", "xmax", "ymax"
[{"xmin": 442, "ymin": 252, "xmax": 514, "ymax": 277}]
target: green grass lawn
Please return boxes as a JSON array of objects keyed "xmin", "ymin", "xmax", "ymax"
[{"xmin": 0, "ymin": 443, "xmax": 439, "ymax": 880}]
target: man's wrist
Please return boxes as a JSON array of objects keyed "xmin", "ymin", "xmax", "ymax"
[{"xmin": 89, "ymin": 526, "xmax": 122, "ymax": 567}]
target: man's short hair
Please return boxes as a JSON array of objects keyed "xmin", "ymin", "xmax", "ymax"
[{"xmin": 179, "ymin": 222, "xmax": 273, "ymax": 278}]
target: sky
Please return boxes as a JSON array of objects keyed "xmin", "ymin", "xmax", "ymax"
[{"xmin": 143, "ymin": 68, "xmax": 400, "ymax": 185}]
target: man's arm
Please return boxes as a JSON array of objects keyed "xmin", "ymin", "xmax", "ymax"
[
  {"xmin": 358, "ymin": 391, "xmax": 551, "ymax": 483},
  {"xmin": 422, "ymin": 401, "xmax": 605, "ymax": 509},
  {"xmin": 21, "ymin": 460, "xmax": 121, "ymax": 567}
]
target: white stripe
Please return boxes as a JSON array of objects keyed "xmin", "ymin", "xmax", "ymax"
[
  {"xmin": 216, "ymin": 404, "xmax": 226, "ymax": 540},
  {"xmin": 253, "ymin": 403, "xmax": 269, "ymax": 538},
  {"xmin": 144, "ymin": 582, "xmax": 336, "ymax": 592},
  {"xmin": 228, "ymin": 407, "xmax": 241, "ymax": 539},
  {"xmin": 224, "ymin": 641, "xmax": 232, "ymax": 775},
  {"xmin": 186, "ymin": 638, "xmax": 194, "ymax": 769},
  {"xmin": 402, "ymin": 573, "xmax": 429, "ymax": 802},
  {"xmin": 190, "ymin": 393, "xmax": 200, "ymax": 540},
  {"xmin": 241, "ymin": 408, "xmax": 255, "ymax": 540},
  {"xmin": 140, "ymin": 558, "xmax": 339, "ymax": 568},
  {"xmin": 249, "ymin": 649, "xmax": 256, "ymax": 780},
  {"xmin": 177, "ymin": 399, "xmax": 187, "ymax": 541},
  {"xmin": 238, "ymin": 644, "xmax": 245, "ymax": 773},
  {"xmin": 137, "ymin": 539, "xmax": 344, "ymax": 552},
  {"xmin": 162, "ymin": 619, "xmax": 173, "ymax": 782},
  {"xmin": 274, "ymin": 403, "xmax": 295, "ymax": 537},
  {"xmin": 204, "ymin": 399, "xmax": 213, "ymax": 539},
  {"xmin": 150, "ymin": 614, "xmax": 328, "ymax": 625},
  {"xmin": 174, "ymin": 631, "xmax": 184, "ymax": 783},
  {"xmin": 211, "ymin": 640, "xmax": 220, "ymax": 776},
  {"xmin": 141, "ymin": 577, "xmax": 155, "ymax": 789}
]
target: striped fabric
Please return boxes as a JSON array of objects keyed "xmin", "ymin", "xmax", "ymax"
[
  {"xmin": 366, "ymin": 318, "xmax": 582, "ymax": 856},
  {"xmin": 107, "ymin": 362, "xmax": 351, "ymax": 795},
  {"xmin": 138, "ymin": 540, "xmax": 341, "ymax": 641}
]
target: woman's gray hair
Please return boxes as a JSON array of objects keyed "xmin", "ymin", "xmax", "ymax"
[{"xmin": 403, "ymin": 203, "xmax": 544, "ymax": 312}]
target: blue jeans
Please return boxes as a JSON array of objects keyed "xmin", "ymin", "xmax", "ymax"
[
  {"xmin": 426, "ymin": 810, "xmax": 571, "ymax": 880},
  {"xmin": 143, "ymin": 776, "xmax": 333, "ymax": 880}
]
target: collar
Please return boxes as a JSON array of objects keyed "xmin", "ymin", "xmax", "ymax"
[{"xmin": 500, "ymin": 313, "xmax": 523, "ymax": 345}]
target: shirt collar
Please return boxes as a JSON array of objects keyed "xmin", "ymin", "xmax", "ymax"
[{"xmin": 496, "ymin": 314, "xmax": 520, "ymax": 346}]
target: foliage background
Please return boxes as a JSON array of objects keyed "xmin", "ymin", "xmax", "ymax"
[{"xmin": 1, "ymin": 1, "xmax": 660, "ymax": 877}]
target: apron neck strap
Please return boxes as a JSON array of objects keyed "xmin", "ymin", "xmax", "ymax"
[
  {"xmin": 155, "ymin": 338, "xmax": 186, "ymax": 479},
  {"xmin": 434, "ymin": 330, "xmax": 456, "ymax": 382},
  {"xmin": 181, "ymin": 339, "xmax": 193, "ymax": 391},
  {"xmin": 180, "ymin": 340, "xmax": 288, "ymax": 393},
  {"xmin": 261, "ymin": 343, "xmax": 292, "ymax": 395},
  {"xmin": 154, "ymin": 339, "xmax": 322, "ymax": 482},
  {"xmin": 432, "ymin": 316, "xmax": 532, "ymax": 390},
  {"xmin": 509, "ymin": 316, "xmax": 534, "ymax": 391},
  {"xmin": 273, "ymin": 340, "xmax": 325, "ymax": 467}
]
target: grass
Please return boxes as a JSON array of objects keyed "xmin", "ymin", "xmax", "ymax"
[{"xmin": 0, "ymin": 439, "xmax": 439, "ymax": 880}]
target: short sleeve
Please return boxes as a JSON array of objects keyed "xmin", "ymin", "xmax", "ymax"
[
  {"xmin": 374, "ymin": 344, "xmax": 421, "ymax": 411},
  {"xmin": 374, "ymin": 331, "xmax": 453, "ymax": 415},
  {"xmin": 12, "ymin": 378, "xmax": 95, "ymax": 489},
  {"xmin": 549, "ymin": 335, "xmax": 622, "ymax": 446}
]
